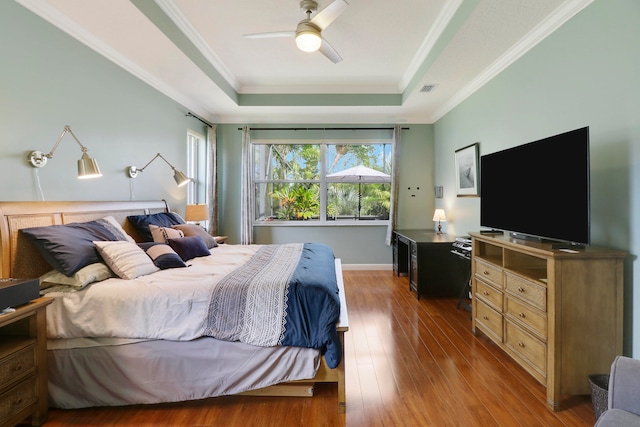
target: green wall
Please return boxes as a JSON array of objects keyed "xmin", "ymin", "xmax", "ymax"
[
  {"xmin": 433, "ymin": 0, "xmax": 640, "ymax": 355},
  {"xmin": 0, "ymin": 1, "xmax": 207, "ymax": 216}
]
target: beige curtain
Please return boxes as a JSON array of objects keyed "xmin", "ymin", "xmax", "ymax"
[
  {"xmin": 240, "ymin": 126, "xmax": 253, "ymax": 244},
  {"xmin": 385, "ymin": 125, "xmax": 402, "ymax": 245},
  {"xmin": 207, "ymin": 124, "xmax": 218, "ymax": 235}
]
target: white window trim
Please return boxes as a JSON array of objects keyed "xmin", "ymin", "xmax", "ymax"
[{"xmin": 251, "ymin": 138, "xmax": 392, "ymax": 226}]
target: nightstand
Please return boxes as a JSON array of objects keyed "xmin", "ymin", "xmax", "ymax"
[{"xmin": 0, "ymin": 298, "xmax": 52, "ymax": 427}]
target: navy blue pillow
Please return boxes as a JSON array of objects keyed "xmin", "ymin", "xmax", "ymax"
[
  {"xmin": 138, "ymin": 242, "xmax": 186, "ymax": 270},
  {"xmin": 21, "ymin": 221, "xmax": 119, "ymax": 277},
  {"xmin": 168, "ymin": 236, "xmax": 211, "ymax": 261},
  {"xmin": 126, "ymin": 212, "xmax": 184, "ymax": 242}
]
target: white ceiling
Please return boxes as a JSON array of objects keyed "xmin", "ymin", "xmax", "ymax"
[{"xmin": 17, "ymin": 0, "xmax": 592, "ymax": 124}]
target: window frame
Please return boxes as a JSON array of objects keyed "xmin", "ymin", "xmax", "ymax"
[
  {"xmin": 252, "ymin": 138, "xmax": 392, "ymax": 226},
  {"xmin": 186, "ymin": 129, "xmax": 207, "ymax": 206}
]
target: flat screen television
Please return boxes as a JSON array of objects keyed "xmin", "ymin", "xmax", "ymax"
[{"xmin": 480, "ymin": 126, "xmax": 590, "ymax": 246}]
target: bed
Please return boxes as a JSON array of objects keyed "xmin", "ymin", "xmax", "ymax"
[{"xmin": 0, "ymin": 200, "xmax": 348, "ymax": 413}]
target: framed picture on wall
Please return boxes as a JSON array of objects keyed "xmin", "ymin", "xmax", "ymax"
[{"xmin": 454, "ymin": 143, "xmax": 479, "ymax": 197}]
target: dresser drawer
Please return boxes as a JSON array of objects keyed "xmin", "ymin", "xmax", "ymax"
[
  {"xmin": 475, "ymin": 279, "xmax": 503, "ymax": 311},
  {"xmin": 475, "ymin": 299, "xmax": 503, "ymax": 343},
  {"xmin": 504, "ymin": 272, "xmax": 546, "ymax": 311},
  {"xmin": 0, "ymin": 340, "xmax": 36, "ymax": 390},
  {"xmin": 505, "ymin": 320, "xmax": 546, "ymax": 378},
  {"xmin": 505, "ymin": 296, "xmax": 547, "ymax": 340},
  {"xmin": 475, "ymin": 260, "xmax": 503, "ymax": 288},
  {"xmin": 0, "ymin": 374, "xmax": 37, "ymax": 422}
]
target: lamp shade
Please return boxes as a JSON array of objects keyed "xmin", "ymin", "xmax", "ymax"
[
  {"xmin": 174, "ymin": 169, "xmax": 191, "ymax": 187},
  {"xmin": 296, "ymin": 32, "xmax": 321, "ymax": 52},
  {"xmin": 295, "ymin": 21, "xmax": 322, "ymax": 52},
  {"xmin": 77, "ymin": 153, "xmax": 102, "ymax": 179},
  {"xmin": 185, "ymin": 204, "xmax": 208, "ymax": 222},
  {"xmin": 432, "ymin": 209, "xmax": 447, "ymax": 222}
]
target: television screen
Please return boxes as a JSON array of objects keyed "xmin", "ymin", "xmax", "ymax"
[{"xmin": 480, "ymin": 127, "xmax": 590, "ymax": 245}]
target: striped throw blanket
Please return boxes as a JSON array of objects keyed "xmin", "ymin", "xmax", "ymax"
[{"xmin": 203, "ymin": 242, "xmax": 342, "ymax": 368}]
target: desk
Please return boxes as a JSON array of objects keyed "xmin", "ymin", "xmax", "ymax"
[{"xmin": 392, "ymin": 229, "xmax": 468, "ymax": 299}]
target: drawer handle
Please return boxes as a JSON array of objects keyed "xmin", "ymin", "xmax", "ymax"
[
  {"xmin": 518, "ymin": 312, "xmax": 526, "ymax": 318},
  {"xmin": 518, "ymin": 342, "xmax": 526, "ymax": 348},
  {"xmin": 12, "ymin": 364, "xmax": 23, "ymax": 372},
  {"xmin": 518, "ymin": 287, "xmax": 526, "ymax": 293},
  {"xmin": 482, "ymin": 315, "xmax": 489, "ymax": 320},
  {"xmin": 483, "ymin": 270, "xmax": 490, "ymax": 275},
  {"xmin": 483, "ymin": 291, "xmax": 490, "ymax": 296}
]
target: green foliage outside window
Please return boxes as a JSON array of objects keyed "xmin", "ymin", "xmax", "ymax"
[{"xmin": 254, "ymin": 142, "xmax": 391, "ymax": 222}]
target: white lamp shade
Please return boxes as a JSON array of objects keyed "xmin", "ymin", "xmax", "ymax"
[
  {"xmin": 432, "ymin": 209, "xmax": 447, "ymax": 222},
  {"xmin": 295, "ymin": 20, "xmax": 322, "ymax": 53},
  {"xmin": 296, "ymin": 33, "xmax": 321, "ymax": 51}
]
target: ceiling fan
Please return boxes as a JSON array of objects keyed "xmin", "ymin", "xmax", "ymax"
[{"xmin": 244, "ymin": 0, "xmax": 349, "ymax": 63}]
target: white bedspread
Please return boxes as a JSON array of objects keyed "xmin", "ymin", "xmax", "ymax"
[{"xmin": 44, "ymin": 244, "xmax": 262, "ymax": 340}]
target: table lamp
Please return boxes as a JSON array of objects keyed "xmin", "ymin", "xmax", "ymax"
[
  {"xmin": 433, "ymin": 209, "xmax": 447, "ymax": 234},
  {"xmin": 185, "ymin": 204, "xmax": 208, "ymax": 226}
]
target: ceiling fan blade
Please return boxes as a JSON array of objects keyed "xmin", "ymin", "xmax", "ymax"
[
  {"xmin": 310, "ymin": 0, "xmax": 349, "ymax": 30},
  {"xmin": 244, "ymin": 31, "xmax": 295, "ymax": 39},
  {"xmin": 319, "ymin": 37, "xmax": 342, "ymax": 63}
]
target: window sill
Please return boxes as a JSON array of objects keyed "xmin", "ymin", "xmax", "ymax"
[{"xmin": 254, "ymin": 220, "xmax": 390, "ymax": 227}]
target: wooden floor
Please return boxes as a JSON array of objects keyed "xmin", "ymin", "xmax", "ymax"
[{"xmin": 41, "ymin": 270, "xmax": 596, "ymax": 427}]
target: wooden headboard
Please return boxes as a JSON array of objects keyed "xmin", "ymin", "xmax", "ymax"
[{"xmin": 0, "ymin": 200, "xmax": 169, "ymax": 279}]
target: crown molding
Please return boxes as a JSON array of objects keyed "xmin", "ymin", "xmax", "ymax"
[{"xmin": 155, "ymin": 0, "xmax": 240, "ymax": 91}]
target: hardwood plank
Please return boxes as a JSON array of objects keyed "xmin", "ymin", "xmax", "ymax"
[{"xmin": 40, "ymin": 270, "xmax": 595, "ymax": 427}]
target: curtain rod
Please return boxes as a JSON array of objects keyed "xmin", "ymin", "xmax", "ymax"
[
  {"xmin": 237, "ymin": 127, "xmax": 410, "ymax": 131},
  {"xmin": 186, "ymin": 112, "xmax": 213, "ymax": 128}
]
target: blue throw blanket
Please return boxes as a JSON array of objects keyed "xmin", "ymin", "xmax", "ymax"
[{"xmin": 204, "ymin": 243, "xmax": 342, "ymax": 369}]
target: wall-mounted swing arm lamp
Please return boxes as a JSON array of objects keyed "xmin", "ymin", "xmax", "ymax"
[
  {"xmin": 128, "ymin": 153, "xmax": 191, "ymax": 187},
  {"xmin": 28, "ymin": 125, "xmax": 102, "ymax": 179}
]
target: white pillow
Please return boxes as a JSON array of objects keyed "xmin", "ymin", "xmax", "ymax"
[
  {"xmin": 97, "ymin": 216, "xmax": 136, "ymax": 243},
  {"xmin": 94, "ymin": 241, "xmax": 159, "ymax": 280},
  {"xmin": 39, "ymin": 263, "xmax": 114, "ymax": 289},
  {"xmin": 149, "ymin": 224, "xmax": 184, "ymax": 243}
]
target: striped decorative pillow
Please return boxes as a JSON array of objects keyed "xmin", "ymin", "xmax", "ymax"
[{"xmin": 94, "ymin": 241, "xmax": 159, "ymax": 279}]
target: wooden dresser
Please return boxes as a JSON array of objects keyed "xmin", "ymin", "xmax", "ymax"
[
  {"xmin": 469, "ymin": 232, "xmax": 625, "ymax": 411},
  {"xmin": 0, "ymin": 298, "xmax": 52, "ymax": 427}
]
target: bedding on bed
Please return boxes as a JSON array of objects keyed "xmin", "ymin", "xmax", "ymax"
[{"xmin": 44, "ymin": 242, "xmax": 342, "ymax": 368}]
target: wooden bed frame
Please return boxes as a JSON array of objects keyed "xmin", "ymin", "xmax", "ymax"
[{"xmin": 0, "ymin": 200, "xmax": 348, "ymax": 413}]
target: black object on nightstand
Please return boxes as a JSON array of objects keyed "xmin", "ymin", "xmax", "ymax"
[{"xmin": 0, "ymin": 278, "xmax": 40, "ymax": 311}]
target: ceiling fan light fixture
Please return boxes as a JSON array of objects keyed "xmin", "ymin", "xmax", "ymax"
[{"xmin": 295, "ymin": 21, "xmax": 322, "ymax": 52}]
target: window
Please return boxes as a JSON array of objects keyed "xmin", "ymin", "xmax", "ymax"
[
  {"xmin": 253, "ymin": 140, "xmax": 392, "ymax": 224},
  {"xmin": 186, "ymin": 129, "xmax": 207, "ymax": 205}
]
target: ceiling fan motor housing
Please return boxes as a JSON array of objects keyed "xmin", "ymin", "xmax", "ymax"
[{"xmin": 299, "ymin": 0, "xmax": 318, "ymax": 14}]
